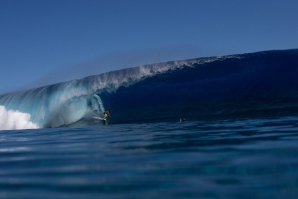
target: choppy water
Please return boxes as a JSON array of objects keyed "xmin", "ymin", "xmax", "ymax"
[{"xmin": 1, "ymin": 117, "xmax": 298, "ymax": 199}]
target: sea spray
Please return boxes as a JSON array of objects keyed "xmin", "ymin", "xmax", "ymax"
[{"xmin": 0, "ymin": 106, "xmax": 38, "ymax": 130}]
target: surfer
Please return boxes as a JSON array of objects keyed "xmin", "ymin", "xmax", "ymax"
[{"xmin": 103, "ymin": 109, "xmax": 111, "ymax": 120}]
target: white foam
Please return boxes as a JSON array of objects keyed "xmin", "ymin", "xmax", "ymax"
[{"xmin": 0, "ymin": 106, "xmax": 39, "ymax": 130}]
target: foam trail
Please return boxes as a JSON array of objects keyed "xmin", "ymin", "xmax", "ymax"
[{"xmin": 0, "ymin": 106, "xmax": 38, "ymax": 130}]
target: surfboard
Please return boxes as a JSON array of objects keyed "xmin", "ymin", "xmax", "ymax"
[
  {"xmin": 93, "ymin": 116, "xmax": 104, "ymax": 120},
  {"xmin": 93, "ymin": 117, "xmax": 107, "ymax": 124}
]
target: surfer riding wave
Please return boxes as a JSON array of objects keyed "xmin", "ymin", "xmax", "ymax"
[{"xmin": 103, "ymin": 109, "xmax": 111, "ymax": 120}]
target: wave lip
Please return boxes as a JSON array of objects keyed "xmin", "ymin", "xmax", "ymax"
[{"xmin": 0, "ymin": 106, "xmax": 38, "ymax": 130}]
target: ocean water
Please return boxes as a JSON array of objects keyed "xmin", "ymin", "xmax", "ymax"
[
  {"xmin": 0, "ymin": 49, "xmax": 297, "ymax": 198},
  {"xmin": 1, "ymin": 117, "xmax": 298, "ymax": 199}
]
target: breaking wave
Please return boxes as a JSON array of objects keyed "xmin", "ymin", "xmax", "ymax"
[{"xmin": 0, "ymin": 49, "xmax": 297, "ymax": 129}]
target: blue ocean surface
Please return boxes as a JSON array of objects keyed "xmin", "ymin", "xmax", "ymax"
[
  {"xmin": 1, "ymin": 118, "xmax": 298, "ymax": 199},
  {"xmin": 0, "ymin": 49, "xmax": 298, "ymax": 198}
]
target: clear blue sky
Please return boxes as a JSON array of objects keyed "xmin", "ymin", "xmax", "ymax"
[{"xmin": 0, "ymin": 0, "xmax": 297, "ymax": 94}]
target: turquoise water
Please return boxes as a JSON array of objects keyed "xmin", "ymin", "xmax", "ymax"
[{"xmin": 1, "ymin": 117, "xmax": 298, "ymax": 199}]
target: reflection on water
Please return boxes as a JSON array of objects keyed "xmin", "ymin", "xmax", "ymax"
[{"xmin": 0, "ymin": 117, "xmax": 298, "ymax": 199}]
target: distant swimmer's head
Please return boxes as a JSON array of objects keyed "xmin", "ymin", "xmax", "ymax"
[{"xmin": 180, "ymin": 118, "xmax": 186, "ymax": 122}]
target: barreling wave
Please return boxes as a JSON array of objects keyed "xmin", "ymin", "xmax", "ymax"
[{"xmin": 0, "ymin": 49, "xmax": 298, "ymax": 129}]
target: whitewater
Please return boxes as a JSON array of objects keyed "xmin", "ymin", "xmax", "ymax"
[{"xmin": 0, "ymin": 106, "xmax": 38, "ymax": 130}]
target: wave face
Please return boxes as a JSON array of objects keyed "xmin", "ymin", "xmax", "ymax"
[{"xmin": 0, "ymin": 49, "xmax": 298, "ymax": 129}]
